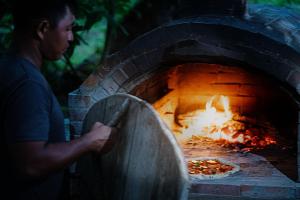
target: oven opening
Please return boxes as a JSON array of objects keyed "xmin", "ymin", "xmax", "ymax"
[{"xmin": 132, "ymin": 62, "xmax": 298, "ymax": 181}]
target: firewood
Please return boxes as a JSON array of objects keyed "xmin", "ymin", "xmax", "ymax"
[{"xmin": 232, "ymin": 115, "xmax": 276, "ymax": 130}]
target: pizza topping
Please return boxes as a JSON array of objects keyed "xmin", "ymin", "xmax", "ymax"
[{"xmin": 188, "ymin": 159, "xmax": 234, "ymax": 175}]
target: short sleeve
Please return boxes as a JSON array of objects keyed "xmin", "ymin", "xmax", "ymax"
[{"xmin": 4, "ymin": 80, "xmax": 51, "ymax": 143}]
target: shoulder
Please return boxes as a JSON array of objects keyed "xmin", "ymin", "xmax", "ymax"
[
  {"xmin": 0, "ymin": 55, "xmax": 49, "ymax": 92},
  {"xmin": 0, "ymin": 56, "xmax": 25, "ymax": 84}
]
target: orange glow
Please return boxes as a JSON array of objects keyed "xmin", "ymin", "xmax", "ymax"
[
  {"xmin": 178, "ymin": 95, "xmax": 247, "ymax": 143},
  {"xmin": 178, "ymin": 95, "xmax": 239, "ymax": 141},
  {"xmin": 154, "ymin": 94, "xmax": 277, "ymax": 149}
]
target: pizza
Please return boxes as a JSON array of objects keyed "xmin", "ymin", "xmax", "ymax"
[{"xmin": 187, "ymin": 157, "xmax": 240, "ymax": 179}]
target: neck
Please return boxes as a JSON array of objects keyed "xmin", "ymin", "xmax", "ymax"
[{"xmin": 13, "ymin": 35, "xmax": 43, "ymax": 69}]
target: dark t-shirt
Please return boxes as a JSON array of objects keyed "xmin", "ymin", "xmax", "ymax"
[{"xmin": 0, "ymin": 55, "xmax": 66, "ymax": 200}]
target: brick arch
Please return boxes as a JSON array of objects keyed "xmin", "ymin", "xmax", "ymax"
[
  {"xmin": 69, "ymin": 5, "xmax": 300, "ymax": 139},
  {"xmin": 80, "ymin": 7, "xmax": 300, "ymax": 103}
]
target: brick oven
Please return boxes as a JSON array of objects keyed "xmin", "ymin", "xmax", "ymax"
[{"xmin": 68, "ymin": 0, "xmax": 300, "ymax": 199}]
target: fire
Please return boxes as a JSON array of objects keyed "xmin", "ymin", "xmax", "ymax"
[
  {"xmin": 197, "ymin": 95, "xmax": 232, "ymax": 127},
  {"xmin": 154, "ymin": 94, "xmax": 277, "ymax": 150},
  {"xmin": 178, "ymin": 95, "xmax": 243, "ymax": 143}
]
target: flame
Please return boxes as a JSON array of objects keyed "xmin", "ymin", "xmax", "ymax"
[
  {"xmin": 154, "ymin": 94, "xmax": 277, "ymax": 149},
  {"xmin": 179, "ymin": 95, "xmax": 243, "ymax": 143},
  {"xmin": 202, "ymin": 95, "xmax": 232, "ymax": 127}
]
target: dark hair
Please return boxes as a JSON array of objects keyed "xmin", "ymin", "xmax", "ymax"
[{"xmin": 12, "ymin": 0, "xmax": 76, "ymax": 32}]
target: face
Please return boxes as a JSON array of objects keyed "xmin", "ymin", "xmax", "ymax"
[{"xmin": 40, "ymin": 6, "xmax": 75, "ymax": 60}]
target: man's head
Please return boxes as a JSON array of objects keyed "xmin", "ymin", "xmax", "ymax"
[{"xmin": 12, "ymin": 0, "xmax": 76, "ymax": 60}]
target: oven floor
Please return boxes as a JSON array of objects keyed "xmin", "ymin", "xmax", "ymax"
[{"xmin": 180, "ymin": 139, "xmax": 299, "ymax": 200}]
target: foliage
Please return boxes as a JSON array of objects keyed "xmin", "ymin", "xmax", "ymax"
[
  {"xmin": 0, "ymin": 0, "xmax": 139, "ymax": 110},
  {"xmin": 0, "ymin": 0, "xmax": 139, "ymax": 75},
  {"xmin": 55, "ymin": 0, "xmax": 139, "ymax": 78},
  {"xmin": 249, "ymin": 0, "xmax": 300, "ymax": 6},
  {"xmin": 0, "ymin": 0, "xmax": 12, "ymax": 53}
]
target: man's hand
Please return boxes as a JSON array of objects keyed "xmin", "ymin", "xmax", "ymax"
[
  {"xmin": 8, "ymin": 122, "xmax": 118, "ymax": 180},
  {"xmin": 84, "ymin": 122, "xmax": 118, "ymax": 154}
]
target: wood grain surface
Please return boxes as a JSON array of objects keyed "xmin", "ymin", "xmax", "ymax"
[{"xmin": 77, "ymin": 94, "xmax": 189, "ymax": 200}]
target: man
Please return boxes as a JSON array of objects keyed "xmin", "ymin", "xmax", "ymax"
[{"xmin": 0, "ymin": 0, "xmax": 115, "ymax": 199}]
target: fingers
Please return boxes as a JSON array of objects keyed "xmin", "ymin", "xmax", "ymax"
[
  {"xmin": 99, "ymin": 131, "xmax": 117, "ymax": 154},
  {"xmin": 90, "ymin": 121, "xmax": 104, "ymax": 131},
  {"xmin": 87, "ymin": 121, "xmax": 119, "ymax": 154},
  {"xmin": 94, "ymin": 121, "xmax": 103, "ymax": 126}
]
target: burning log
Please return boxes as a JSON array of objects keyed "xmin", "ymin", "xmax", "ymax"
[
  {"xmin": 232, "ymin": 114, "xmax": 277, "ymax": 131},
  {"xmin": 180, "ymin": 113, "xmax": 277, "ymax": 152}
]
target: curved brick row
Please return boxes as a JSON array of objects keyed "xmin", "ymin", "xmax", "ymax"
[{"xmin": 80, "ymin": 5, "xmax": 300, "ymax": 102}]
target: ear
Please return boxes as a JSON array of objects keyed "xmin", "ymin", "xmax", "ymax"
[{"xmin": 36, "ymin": 20, "xmax": 50, "ymax": 40}]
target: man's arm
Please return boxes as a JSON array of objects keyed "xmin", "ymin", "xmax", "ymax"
[{"xmin": 9, "ymin": 122, "xmax": 115, "ymax": 180}]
